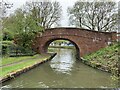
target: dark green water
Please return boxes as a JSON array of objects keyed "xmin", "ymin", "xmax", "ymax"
[{"xmin": 2, "ymin": 48, "xmax": 120, "ymax": 88}]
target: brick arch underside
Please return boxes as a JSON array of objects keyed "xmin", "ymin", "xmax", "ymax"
[
  {"xmin": 43, "ymin": 37, "xmax": 80, "ymax": 59},
  {"xmin": 34, "ymin": 35, "xmax": 99, "ymax": 58}
]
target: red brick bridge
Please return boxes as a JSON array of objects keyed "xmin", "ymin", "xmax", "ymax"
[{"xmin": 32, "ymin": 27, "xmax": 117, "ymax": 58}]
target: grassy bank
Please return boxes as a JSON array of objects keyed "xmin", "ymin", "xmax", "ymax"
[
  {"xmin": 82, "ymin": 43, "xmax": 119, "ymax": 79},
  {"xmin": 1, "ymin": 54, "xmax": 51, "ymax": 78},
  {"xmin": 2, "ymin": 55, "xmax": 39, "ymax": 66}
]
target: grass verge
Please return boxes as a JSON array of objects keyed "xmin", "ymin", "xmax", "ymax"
[
  {"xmin": 1, "ymin": 54, "xmax": 51, "ymax": 78},
  {"xmin": 2, "ymin": 55, "xmax": 40, "ymax": 66},
  {"xmin": 82, "ymin": 43, "xmax": 119, "ymax": 80}
]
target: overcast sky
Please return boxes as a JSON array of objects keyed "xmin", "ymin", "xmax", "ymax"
[{"xmin": 2, "ymin": 0, "xmax": 120, "ymax": 27}]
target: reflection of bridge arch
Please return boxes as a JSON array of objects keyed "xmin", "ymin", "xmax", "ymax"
[{"xmin": 33, "ymin": 27, "xmax": 117, "ymax": 58}]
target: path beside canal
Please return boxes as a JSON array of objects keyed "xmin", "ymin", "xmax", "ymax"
[
  {"xmin": 1, "ymin": 53, "xmax": 56, "ymax": 82},
  {"xmin": 1, "ymin": 55, "xmax": 48, "ymax": 67}
]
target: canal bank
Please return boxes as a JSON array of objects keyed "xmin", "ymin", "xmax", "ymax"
[
  {"xmin": 2, "ymin": 48, "xmax": 119, "ymax": 88},
  {"xmin": 1, "ymin": 53, "xmax": 57, "ymax": 83},
  {"xmin": 82, "ymin": 43, "xmax": 119, "ymax": 80}
]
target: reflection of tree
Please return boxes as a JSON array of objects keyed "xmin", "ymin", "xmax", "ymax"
[{"xmin": 57, "ymin": 48, "xmax": 61, "ymax": 58}]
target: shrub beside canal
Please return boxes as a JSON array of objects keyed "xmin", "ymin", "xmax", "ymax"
[{"xmin": 82, "ymin": 43, "xmax": 119, "ymax": 80}]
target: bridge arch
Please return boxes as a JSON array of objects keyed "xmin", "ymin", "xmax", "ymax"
[
  {"xmin": 43, "ymin": 38, "xmax": 80, "ymax": 59},
  {"xmin": 32, "ymin": 27, "xmax": 117, "ymax": 58}
]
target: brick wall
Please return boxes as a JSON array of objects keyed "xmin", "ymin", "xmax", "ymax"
[{"xmin": 32, "ymin": 27, "xmax": 117, "ymax": 57}]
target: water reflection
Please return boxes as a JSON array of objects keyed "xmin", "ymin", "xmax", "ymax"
[{"xmin": 50, "ymin": 48, "xmax": 74, "ymax": 74}]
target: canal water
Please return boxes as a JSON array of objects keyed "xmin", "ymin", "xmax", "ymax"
[{"xmin": 2, "ymin": 48, "xmax": 120, "ymax": 88}]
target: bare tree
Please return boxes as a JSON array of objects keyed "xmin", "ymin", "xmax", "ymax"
[
  {"xmin": 68, "ymin": 1, "xmax": 118, "ymax": 32},
  {"xmin": 23, "ymin": 1, "xmax": 62, "ymax": 29}
]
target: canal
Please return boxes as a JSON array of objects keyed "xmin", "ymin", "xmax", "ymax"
[{"xmin": 2, "ymin": 48, "xmax": 119, "ymax": 88}]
